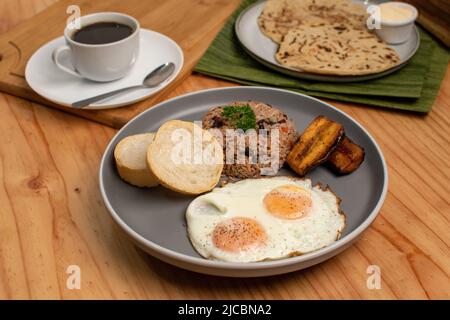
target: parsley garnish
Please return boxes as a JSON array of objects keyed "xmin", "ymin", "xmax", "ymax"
[{"xmin": 221, "ymin": 104, "xmax": 256, "ymax": 131}]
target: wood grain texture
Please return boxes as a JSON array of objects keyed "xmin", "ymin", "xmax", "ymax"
[
  {"xmin": 0, "ymin": 1, "xmax": 449, "ymax": 300},
  {"xmin": 0, "ymin": 0, "xmax": 241, "ymax": 128},
  {"xmin": 403, "ymin": 0, "xmax": 450, "ymax": 47}
]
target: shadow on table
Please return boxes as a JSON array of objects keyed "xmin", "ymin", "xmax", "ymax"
[{"xmin": 134, "ymin": 245, "xmax": 319, "ymax": 298}]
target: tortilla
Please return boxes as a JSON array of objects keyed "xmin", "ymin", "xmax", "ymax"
[
  {"xmin": 257, "ymin": 0, "xmax": 367, "ymax": 44},
  {"xmin": 275, "ymin": 23, "xmax": 400, "ymax": 75}
]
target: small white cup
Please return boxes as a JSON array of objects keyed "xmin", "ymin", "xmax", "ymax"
[
  {"xmin": 52, "ymin": 12, "xmax": 140, "ymax": 82},
  {"xmin": 375, "ymin": 2, "xmax": 418, "ymax": 45}
]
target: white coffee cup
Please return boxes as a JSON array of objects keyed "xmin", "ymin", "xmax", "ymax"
[{"xmin": 52, "ymin": 12, "xmax": 140, "ymax": 82}]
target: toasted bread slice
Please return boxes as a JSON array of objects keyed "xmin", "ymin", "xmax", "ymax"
[
  {"xmin": 147, "ymin": 120, "xmax": 223, "ymax": 195},
  {"xmin": 327, "ymin": 137, "xmax": 365, "ymax": 175},
  {"xmin": 114, "ymin": 133, "xmax": 159, "ymax": 187},
  {"xmin": 287, "ymin": 116, "xmax": 344, "ymax": 176}
]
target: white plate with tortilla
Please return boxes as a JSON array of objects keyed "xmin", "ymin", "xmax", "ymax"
[{"xmin": 235, "ymin": 0, "xmax": 420, "ymax": 82}]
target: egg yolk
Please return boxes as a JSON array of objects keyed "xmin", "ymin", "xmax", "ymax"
[
  {"xmin": 212, "ymin": 217, "xmax": 267, "ymax": 252},
  {"xmin": 264, "ymin": 184, "xmax": 312, "ymax": 219}
]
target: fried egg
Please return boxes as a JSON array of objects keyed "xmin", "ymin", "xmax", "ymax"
[{"xmin": 186, "ymin": 176, "xmax": 345, "ymax": 262}]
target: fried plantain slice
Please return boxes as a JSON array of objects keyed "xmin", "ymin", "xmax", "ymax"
[
  {"xmin": 327, "ymin": 137, "xmax": 365, "ymax": 175},
  {"xmin": 287, "ymin": 116, "xmax": 344, "ymax": 176}
]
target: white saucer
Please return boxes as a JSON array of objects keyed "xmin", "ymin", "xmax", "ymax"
[{"xmin": 25, "ymin": 29, "xmax": 184, "ymax": 110}]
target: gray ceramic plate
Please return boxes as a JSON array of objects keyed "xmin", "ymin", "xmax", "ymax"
[
  {"xmin": 235, "ymin": 0, "xmax": 420, "ymax": 83},
  {"xmin": 99, "ymin": 87, "xmax": 388, "ymax": 277}
]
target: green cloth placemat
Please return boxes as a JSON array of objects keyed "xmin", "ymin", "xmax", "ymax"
[{"xmin": 195, "ymin": 0, "xmax": 449, "ymax": 113}]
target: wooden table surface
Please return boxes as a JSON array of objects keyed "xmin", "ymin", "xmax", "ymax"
[{"xmin": 0, "ymin": 0, "xmax": 449, "ymax": 300}]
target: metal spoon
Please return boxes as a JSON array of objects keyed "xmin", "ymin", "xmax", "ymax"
[{"xmin": 72, "ymin": 62, "xmax": 176, "ymax": 109}]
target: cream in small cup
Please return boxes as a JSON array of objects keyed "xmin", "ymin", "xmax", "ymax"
[
  {"xmin": 52, "ymin": 12, "xmax": 140, "ymax": 82},
  {"xmin": 374, "ymin": 2, "xmax": 418, "ymax": 45}
]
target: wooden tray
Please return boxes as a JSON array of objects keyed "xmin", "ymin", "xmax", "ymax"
[{"xmin": 0, "ymin": 0, "xmax": 240, "ymax": 128}]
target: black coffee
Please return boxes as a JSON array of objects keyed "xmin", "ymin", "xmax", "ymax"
[{"xmin": 72, "ymin": 22, "xmax": 133, "ymax": 45}]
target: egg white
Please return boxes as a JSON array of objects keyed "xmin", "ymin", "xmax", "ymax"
[{"xmin": 186, "ymin": 176, "xmax": 345, "ymax": 262}]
